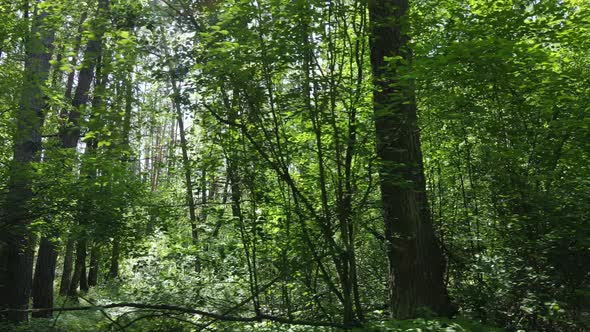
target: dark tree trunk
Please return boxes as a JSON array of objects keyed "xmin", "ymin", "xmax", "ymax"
[
  {"xmin": 59, "ymin": 0, "xmax": 108, "ymax": 301},
  {"xmin": 87, "ymin": 244, "xmax": 99, "ymax": 287},
  {"xmin": 31, "ymin": 12, "xmax": 89, "ymax": 314},
  {"xmin": 368, "ymin": 0, "xmax": 453, "ymax": 318},
  {"xmin": 59, "ymin": 237, "xmax": 75, "ymax": 296},
  {"xmin": 59, "ymin": 0, "xmax": 109, "ymax": 150},
  {"xmin": 63, "ymin": 12, "xmax": 88, "ymax": 102},
  {"xmin": 107, "ymin": 239, "xmax": 120, "ymax": 280},
  {"xmin": 68, "ymin": 239, "xmax": 88, "ymax": 297},
  {"xmin": 32, "ymin": 236, "xmax": 58, "ymax": 317},
  {"xmin": 78, "ymin": 241, "xmax": 88, "ymax": 293},
  {"xmin": 0, "ymin": 8, "xmax": 54, "ymax": 322}
]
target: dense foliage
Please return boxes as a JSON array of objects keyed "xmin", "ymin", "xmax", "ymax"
[{"xmin": 0, "ymin": 0, "xmax": 588, "ymax": 331}]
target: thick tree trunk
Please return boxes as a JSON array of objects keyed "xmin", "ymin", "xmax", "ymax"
[
  {"xmin": 0, "ymin": 8, "xmax": 54, "ymax": 322},
  {"xmin": 0, "ymin": 244, "xmax": 35, "ymax": 322},
  {"xmin": 30, "ymin": 12, "xmax": 89, "ymax": 314},
  {"xmin": 59, "ymin": 237, "xmax": 75, "ymax": 296},
  {"xmin": 32, "ymin": 236, "xmax": 58, "ymax": 317},
  {"xmin": 368, "ymin": 0, "xmax": 453, "ymax": 318}
]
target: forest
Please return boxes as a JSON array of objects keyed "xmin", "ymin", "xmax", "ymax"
[{"xmin": 0, "ymin": 0, "xmax": 589, "ymax": 331}]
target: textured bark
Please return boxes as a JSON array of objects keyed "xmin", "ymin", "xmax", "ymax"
[
  {"xmin": 32, "ymin": 236, "xmax": 58, "ymax": 318},
  {"xmin": 59, "ymin": 237, "xmax": 75, "ymax": 296},
  {"xmin": 0, "ymin": 8, "xmax": 54, "ymax": 322},
  {"xmin": 368, "ymin": 0, "xmax": 453, "ymax": 318}
]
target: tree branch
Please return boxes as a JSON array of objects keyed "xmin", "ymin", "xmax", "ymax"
[{"xmin": 2, "ymin": 303, "xmax": 348, "ymax": 329}]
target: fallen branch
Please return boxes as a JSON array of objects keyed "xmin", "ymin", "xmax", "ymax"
[
  {"xmin": 78, "ymin": 295, "xmax": 125, "ymax": 331},
  {"xmin": 3, "ymin": 303, "xmax": 347, "ymax": 329},
  {"xmin": 197, "ymin": 275, "xmax": 282, "ymax": 331}
]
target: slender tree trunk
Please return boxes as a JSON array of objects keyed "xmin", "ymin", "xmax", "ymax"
[
  {"xmin": 87, "ymin": 244, "xmax": 99, "ymax": 287},
  {"xmin": 68, "ymin": 239, "xmax": 88, "ymax": 297},
  {"xmin": 169, "ymin": 76, "xmax": 199, "ymax": 272},
  {"xmin": 368, "ymin": 0, "xmax": 453, "ymax": 318},
  {"xmin": 106, "ymin": 71, "xmax": 133, "ymax": 281},
  {"xmin": 32, "ymin": 235, "xmax": 58, "ymax": 318},
  {"xmin": 59, "ymin": 0, "xmax": 108, "ymax": 300},
  {"xmin": 63, "ymin": 12, "xmax": 88, "ymax": 103},
  {"xmin": 59, "ymin": 237, "xmax": 75, "ymax": 296},
  {"xmin": 0, "ymin": 7, "xmax": 54, "ymax": 322},
  {"xmin": 108, "ymin": 239, "xmax": 120, "ymax": 280},
  {"xmin": 228, "ymin": 155, "xmax": 262, "ymax": 316},
  {"xmin": 60, "ymin": 0, "xmax": 108, "ymax": 149}
]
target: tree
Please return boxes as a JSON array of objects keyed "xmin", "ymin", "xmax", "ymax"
[
  {"xmin": 0, "ymin": 5, "xmax": 54, "ymax": 322},
  {"xmin": 368, "ymin": 0, "xmax": 453, "ymax": 318},
  {"xmin": 64, "ymin": 0, "xmax": 110, "ymax": 298}
]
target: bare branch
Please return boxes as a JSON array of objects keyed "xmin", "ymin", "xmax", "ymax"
[{"xmin": 2, "ymin": 302, "xmax": 348, "ymax": 329}]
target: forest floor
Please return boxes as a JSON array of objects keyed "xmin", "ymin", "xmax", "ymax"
[{"xmin": 0, "ymin": 285, "xmax": 505, "ymax": 332}]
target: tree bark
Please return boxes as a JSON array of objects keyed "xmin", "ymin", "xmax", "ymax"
[
  {"xmin": 59, "ymin": 0, "xmax": 108, "ymax": 149},
  {"xmin": 31, "ymin": 11, "xmax": 93, "ymax": 318},
  {"xmin": 59, "ymin": 0, "xmax": 108, "ymax": 300},
  {"xmin": 68, "ymin": 239, "xmax": 88, "ymax": 297},
  {"xmin": 87, "ymin": 244, "xmax": 100, "ymax": 287},
  {"xmin": 368, "ymin": 0, "xmax": 453, "ymax": 318},
  {"xmin": 59, "ymin": 237, "xmax": 75, "ymax": 296},
  {"xmin": 32, "ymin": 236, "xmax": 58, "ymax": 318},
  {"xmin": 0, "ymin": 7, "xmax": 54, "ymax": 322},
  {"xmin": 107, "ymin": 239, "xmax": 120, "ymax": 280},
  {"xmin": 30, "ymin": 12, "xmax": 89, "ymax": 313},
  {"xmin": 63, "ymin": 12, "xmax": 88, "ymax": 103}
]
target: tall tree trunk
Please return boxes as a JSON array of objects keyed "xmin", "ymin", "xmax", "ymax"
[
  {"xmin": 83, "ymin": 22, "xmax": 111, "ymax": 289},
  {"xmin": 32, "ymin": 235, "xmax": 58, "ymax": 318},
  {"xmin": 170, "ymin": 77, "xmax": 199, "ymax": 272},
  {"xmin": 0, "ymin": 7, "xmax": 54, "ymax": 322},
  {"xmin": 228, "ymin": 155, "xmax": 262, "ymax": 317},
  {"xmin": 368, "ymin": 0, "xmax": 453, "ymax": 318},
  {"xmin": 30, "ymin": 13, "xmax": 89, "ymax": 310},
  {"xmin": 59, "ymin": 0, "xmax": 108, "ymax": 299},
  {"xmin": 31, "ymin": 11, "xmax": 91, "ymax": 317},
  {"xmin": 107, "ymin": 72, "xmax": 134, "ymax": 280},
  {"xmin": 59, "ymin": 237, "xmax": 75, "ymax": 296}
]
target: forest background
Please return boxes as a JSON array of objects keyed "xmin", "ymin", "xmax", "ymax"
[{"xmin": 0, "ymin": 0, "xmax": 589, "ymax": 331}]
